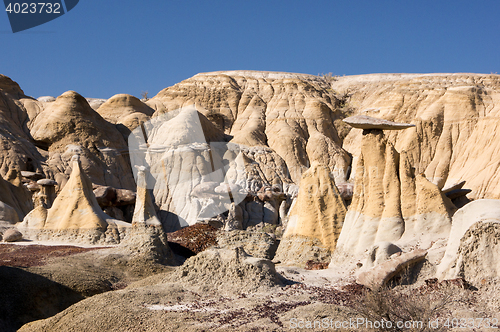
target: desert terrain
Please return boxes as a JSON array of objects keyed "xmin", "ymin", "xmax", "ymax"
[{"xmin": 1, "ymin": 71, "xmax": 500, "ymax": 331}]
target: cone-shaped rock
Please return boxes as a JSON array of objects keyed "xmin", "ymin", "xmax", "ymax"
[
  {"xmin": 43, "ymin": 155, "xmax": 109, "ymax": 230},
  {"xmin": 274, "ymin": 162, "xmax": 346, "ymax": 267},
  {"xmin": 132, "ymin": 166, "xmax": 161, "ymax": 226}
]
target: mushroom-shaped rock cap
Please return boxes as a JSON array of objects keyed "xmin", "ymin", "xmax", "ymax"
[
  {"xmin": 442, "ymin": 180, "xmax": 466, "ymax": 194},
  {"xmin": 343, "ymin": 115, "xmax": 416, "ymax": 130},
  {"xmin": 26, "ymin": 183, "xmax": 40, "ymax": 191},
  {"xmin": 21, "ymin": 171, "xmax": 44, "ymax": 180},
  {"xmin": 37, "ymin": 179, "xmax": 58, "ymax": 186}
]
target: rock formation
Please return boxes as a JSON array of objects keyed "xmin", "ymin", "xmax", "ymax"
[
  {"xmin": 334, "ymin": 116, "xmax": 453, "ymax": 262},
  {"xmin": 436, "ymin": 199, "xmax": 500, "ymax": 285},
  {"xmin": 2, "ymin": 71, "xmax": 500, "ymax": 331},
  {"xmin": 19, "ymin": 155, "xmax": 130, "ymax": 244},
  {"xmin": 131, "ymin": 166, "xmax": 160, "ymax": 226},
  {"xmin": 147, "ymin": 71, "xmax": 351, "ymax": 185},
  {"xmin": 170, "ymin": 246, "xmax": 283, "ymax": 295},
  {"xmin": 343, "ymin": 115, "xmax": 416, "ymax": 130},
  {"xmin": 274, "ymin": 162, "xmax": 346, "ymax": 267},
  {"xmin": 29, "ymin": 90, "xmax": 136, "ymax": 191},
  {"xmin": 96, "ymin": 94, "xmax": 154, "ymax": 139},
  {"xmin": 333, "ymin": 73, "xmax": 500, "ymax": 199},
  {"xmin": 129, "ymin": 105, "xmax": 291, "ymax": 232},
  {"xmin": 35, "ymin": 179, "xmax": 57, "ymax": 208},
  {"xmin": 128, "ymin": 105, "xmax": 236, "ymax": 231}
]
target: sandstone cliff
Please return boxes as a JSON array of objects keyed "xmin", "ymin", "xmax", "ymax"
[
  {"xmin": 147, "ymin": 71, "xmax": 352, "ymax": 185},
  {"xmin": 335, "ymin": 126, "xmax": 453, "ymax": 260},
  {"xmin": 333, "ymin": 73, "xmax": 500, "ymax": 199},
  {"xmin": 30, "ymin": 91, "xmax": 136, "ymax": 190}
]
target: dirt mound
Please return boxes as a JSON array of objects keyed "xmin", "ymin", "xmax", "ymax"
[
  {"xmin": 169, "ymin": 247, "xmax": 283, "ymax": 295},
  {"xmin": 0, "ymin": 266, "xmax": 83, "ymax": 332},
  {"xmin": 217, "ymin": 229, "xmax": 278, "ymax": 259}
]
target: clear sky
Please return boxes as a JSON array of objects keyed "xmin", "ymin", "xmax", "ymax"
[{"xmin": 1, "ymin": 0, "xmax": 499, "ymax": 99}]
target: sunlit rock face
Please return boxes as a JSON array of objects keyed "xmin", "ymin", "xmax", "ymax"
[
  {"xmin": 333, "ymin": 73, "xmax": 500, "ymax": 199},
  {"xmin": 274, "ymin": 162, "xmax": 347, "ymax": 267},
  {"xmin": 147, "ymin": 71, "xmax": 352, "ymax": 186},
  {"xmin": 334, "ymin": 125, "xmax": 454, "ymax": 263}
]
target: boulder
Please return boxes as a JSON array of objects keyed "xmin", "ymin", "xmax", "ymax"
[
  {"xmin": 3, "ymin": 228, "xmax": 23, "ymax": 242},
  {"xmin": 442, "ymin": 180, "xmax": 466, "ymax": 194},
  {"xmin": 93, "ymin": 185, "xmax": 116, "ymax": 207},
  {"xmin": 21, "ymin": 171, "xmax": 44, "ymax": 181},
  {"xmin": 445, "ymin": 188, "xmax": 472, "ymax": 200},
  {"xmin": 37, "ymin": 179, "xmax": 56, "ymax": 186},
  {"xmin": 356, "ymin": 249, "xmax": 427, "ymax": 289}
]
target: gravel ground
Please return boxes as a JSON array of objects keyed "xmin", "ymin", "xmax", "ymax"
[{"xmin": 0, "ymin": 243, "xmax": 109, "ymax": 267}]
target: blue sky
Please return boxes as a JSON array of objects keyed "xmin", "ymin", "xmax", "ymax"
[{"xmin": 1, "ymin": 1, "xmax": 499, "ymax": 99}]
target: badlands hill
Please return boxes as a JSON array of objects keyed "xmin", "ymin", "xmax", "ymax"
[{"xmin": 1, "ymin": 71, "xmax": 500, "ymax": 331}]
